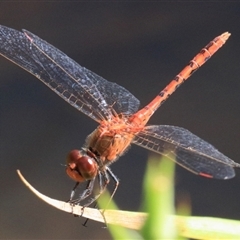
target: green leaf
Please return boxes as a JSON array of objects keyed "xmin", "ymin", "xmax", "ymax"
[{"xmin": 141, "ymin": 154, "xmax": 177, "ymax": 239}]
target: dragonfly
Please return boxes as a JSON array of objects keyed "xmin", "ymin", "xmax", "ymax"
[{"xmin": 0, "ymin": 25, "xmax": 239, "ymax": 206}]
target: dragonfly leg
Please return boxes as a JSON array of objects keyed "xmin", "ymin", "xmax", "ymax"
[
  {"xmin": 82, "ymin": 171, "xmax": 110, "ymax": 227},
  {"xmin": 69, "ymin": 178, "xmax": 96, "ymax": 205},
  {"xmin": 101, "ymin": 167, "xmax": 119, "ymax": 212},
  {"xmin": 67, "ymin": 182, "xmax": 79, "ymax": 202},
  {"xmin": 83, "ymin": 169, "xmax": 110, "ymax": 207},
  {"xmin": 82, "ymin": 168, "xmax": 118, "ymax": 227}
]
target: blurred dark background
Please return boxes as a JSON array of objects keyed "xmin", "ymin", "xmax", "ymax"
[{"xmin": 1, "ymin": 2, "xmax": 240, "ymax": 239}]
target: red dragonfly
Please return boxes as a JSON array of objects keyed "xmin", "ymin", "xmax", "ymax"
[{"xmin": 0, "ymin": 26, "xmax": 239, "ymax": 205}]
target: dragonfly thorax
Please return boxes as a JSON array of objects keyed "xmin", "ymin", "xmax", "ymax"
[{"xmin": 85, "ymin": 119, "xmax": 138, "ymax": 163}]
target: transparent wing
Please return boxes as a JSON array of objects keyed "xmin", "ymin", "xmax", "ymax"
[
  {"xmin": 133, "ymin": 125, "xmax": 240, "ymax": 179},
  {"xmin": 0, "ymin": 25, "xmax": 140, "ymax": 122}
]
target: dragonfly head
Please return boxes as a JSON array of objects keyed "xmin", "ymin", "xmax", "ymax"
[{"xmin": 66, "ymin": 149, "xmax": 98, "ymax": 182}]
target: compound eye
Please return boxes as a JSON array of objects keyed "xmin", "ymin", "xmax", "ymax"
[
  {"xmin": 77, "ymin": 156, "xmax": 98, "ymax": 180},
  {"xmin": 67, "ymin": 149, "xmax": 82, "ymax": 165},
  {"xmin": 66, "ymin": 150, "xmax": 98, "ymax": 182}
]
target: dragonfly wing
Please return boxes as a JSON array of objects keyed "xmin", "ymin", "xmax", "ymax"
[
  {"xmin": 133, "ymin": 125, "xmax": 239, "ymax": 179},
  {"xmin": 82, "ymin": 68, "xmax": 140, "ymax": 116},
  {"xmin": 0, "ymin": 25, "xmax": 140, "ymax": 121}
]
